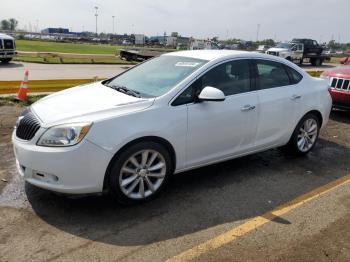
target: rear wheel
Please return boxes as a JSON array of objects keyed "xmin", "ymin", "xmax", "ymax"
[
  {"xmin": 284, "ymin": 113, "xmax": 320, "ymax": 156},
  {"xmin": 311, "ymin": 58, "xmax": 321, "ymax": 66},
  {"xmin": 108, "ymin": 141, "xmax": 172, "ymax": 205}
]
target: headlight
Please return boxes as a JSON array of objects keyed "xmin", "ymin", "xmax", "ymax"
[{"xmin": 37, "ymin": 122, "xmax": 92, "ymax": 147}]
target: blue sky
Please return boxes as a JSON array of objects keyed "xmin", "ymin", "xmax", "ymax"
[{"xmin": 1, "ymin": 0, "xmax": 349, "ymax": 42}]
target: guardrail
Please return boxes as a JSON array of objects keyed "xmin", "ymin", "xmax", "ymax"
[
  {"xmin": 0, "ymin": 71, "xmax": 323, "ymax": 95},
  {"xmin": 17, "ymin": 51, "xmax": 118, "ymax": 63}
]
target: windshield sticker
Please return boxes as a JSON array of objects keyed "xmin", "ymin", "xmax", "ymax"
[{"xmin": 175, "ymin": 62, "xmax": 201, "ymax": 67}]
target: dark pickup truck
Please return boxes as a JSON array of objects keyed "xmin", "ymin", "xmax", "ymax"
[{"xmin": 292, "ymin": 38, "xmax": 323, "ymax": 55}]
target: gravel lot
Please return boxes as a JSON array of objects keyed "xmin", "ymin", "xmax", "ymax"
[{"xmin": 0, "ymin": 105, "xmax": 349, "ymax": 262}]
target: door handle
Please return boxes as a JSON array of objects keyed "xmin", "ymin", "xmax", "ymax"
[
  {"xmin": 290, "ymin": 94, "xmax": 302, "ymax": 100},
  {"xmin": 241, "ymin": 105, "xmax": 256, "ymax": 111}
]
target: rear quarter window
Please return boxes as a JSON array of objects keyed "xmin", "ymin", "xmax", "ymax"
[{"xmin": 285, "ymin": 66, "xmax": 303, "ymax": 84}]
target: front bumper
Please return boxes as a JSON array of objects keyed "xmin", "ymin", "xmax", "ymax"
[
  {"xmin": 0, "ymin": 51, "xmax": 16, "ymax": 58},
  {"xmin": 12, "ymin": 129, "xmax": 112, "ymax": 194},
  {"xmin": 330, "ymin": 89, "xmax": 350, "ymax": 109}
]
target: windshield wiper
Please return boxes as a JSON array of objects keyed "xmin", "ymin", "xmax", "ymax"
[{"xmin": 108, "ymin": 84, "xmax": 141, "ymax": 98}]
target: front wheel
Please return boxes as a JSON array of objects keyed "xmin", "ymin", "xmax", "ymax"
[
  {"xmin": 108, "ymin": 141, "xmax": 172, "ymax": 205},
  {"xmin": 284, "ymin": 114, "xmax": 320, "ymax": 156}
]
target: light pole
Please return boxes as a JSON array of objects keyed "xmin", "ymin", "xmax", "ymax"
[
  {"xmin": 256, "ymin": 24, "xmax": 260, "ymax": 42},
  {"xmin": 94, "ymin": 6, "xmax": 98, "ymax": 36},
  {"xmin": 36, "ymin": 19, "xmax": 39, "ymax": 33},
  {"xmin": 112, "ymin": 16, "xmax": 115, "ymax": 35}
]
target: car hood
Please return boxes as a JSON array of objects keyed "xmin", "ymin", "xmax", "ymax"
[
  {"xmin": 31, "ymin": 82, "xmax": 154, "ymax": 126},
  {"xmin": 267, "ymin": 48, "xmax": 289, "ymax": 52},
  {"xmin": 323, "ymin": 65, "xmax": 350, "ymax": 78}
]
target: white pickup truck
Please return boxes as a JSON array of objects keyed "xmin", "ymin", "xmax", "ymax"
[
  {"xmin": 0, "ymin": 33, "xmax": 16, "ymax": 63},
  {"xmin": 266, "ymin": 42, "xmax": 330, "ymax": 66}
]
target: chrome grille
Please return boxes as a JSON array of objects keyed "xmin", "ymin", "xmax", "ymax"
[
  {"xmin": 330, "ymin": 77, "xmax": 350, "ymax": 91},
  {"xmin": 16, "ymin": 112, "xmax": 41, "ymax": 140},
  {"xmin": 3, "ymin": 39, "xmax": 14, "ymax": 50}
]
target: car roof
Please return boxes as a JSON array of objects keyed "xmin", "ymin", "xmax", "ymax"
[
  {"xmin": 0, "ymin": 33, "xmax": 14, "ymax": 40},
  {"xmin": 164, "ymin": 50, "xmax": 263, "ymax": 61},
  {"xmin": 163, "ymin": 49, "xmax": 294, "ymax": 63}
]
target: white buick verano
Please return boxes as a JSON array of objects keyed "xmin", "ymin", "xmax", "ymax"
[{"xmin": 13, "ymin": 50, "xmax": 332, "ymax": 204}]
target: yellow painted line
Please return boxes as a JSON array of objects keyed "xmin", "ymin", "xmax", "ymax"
[
  {"xmin": 167, "ymin": 174, "xmax": 350, "ymax": 262},
  {"xmin": 0, "ymin": 78, "xmax": 106, "ymax": 94}
]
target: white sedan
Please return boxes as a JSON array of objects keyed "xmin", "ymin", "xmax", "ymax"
[{"xmin": 12, "ymin": 50, "xmax": 332, "ymax": 204}]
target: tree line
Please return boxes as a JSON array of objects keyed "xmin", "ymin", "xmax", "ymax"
[{"xmin": 0, "ymin": 18, "xmax": 18, "ymax": 31}]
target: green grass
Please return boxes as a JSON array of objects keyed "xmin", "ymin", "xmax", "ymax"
[
  {"xmin": 14, "ymin": 56, "xmax": 136, "ymax": 64},
  {"xmin": 330, "ymin": 57, "xmax": 342, "ymax": 64},
  {"xmin": 14, "ymin": 40, "xmax": 170, "ymax": 64},
  {"xmin": 16, "ymin": 40, "xmax": 121, "ymax": 54},
  {"xmin": 0, "ymin": 95, "xmax": 46, "ymax": 106}
]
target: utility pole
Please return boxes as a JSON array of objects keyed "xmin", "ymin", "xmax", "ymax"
[
  {"xmin": 256, "ymin": 24, "xmax": 260, "ymax": 42},
  {"xmin": 36, "ymin": 19, "xmax": 39, "ymax": 33},
  {"xmin": 112, "ymin": 16, "xmax": 115, "ymax": 35},
  {"xmin": 94, "ymin": 6, "xmax": 98, "ymax": 36}
]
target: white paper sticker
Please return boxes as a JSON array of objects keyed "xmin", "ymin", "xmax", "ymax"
[{"xmin": 175, "ymin": 62, "xmax": 200, "ymax": 67}]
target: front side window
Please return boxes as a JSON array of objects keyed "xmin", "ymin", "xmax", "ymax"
[
  {"xmin": 105, "ymin": 56, "xmax": 208, "ymax": 98},
  {"xmin": 172, "ymin": 60, "xmax": 251, "ymax": 106},
  {"xmin": 255, "ymin": 60, "xmax": 290, "ymax": 89},
  {"xmin": 201, "ymin": 60, "xmax": 251, "ymax": 96}
]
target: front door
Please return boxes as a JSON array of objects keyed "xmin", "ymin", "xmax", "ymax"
[{"xmin": 186, "ymin": 59, "xmax": 259, "ymax": 167}]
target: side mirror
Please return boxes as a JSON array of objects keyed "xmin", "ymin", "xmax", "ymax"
[{"xmin": 198, "ymin": 86, "xmax": 225, "ymax": 102}]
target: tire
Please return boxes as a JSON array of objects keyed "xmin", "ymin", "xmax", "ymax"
[
  {"xmin": 1, "ymin": 58, "xmax": 12, "ymax": 63},
  {"xmin": 310, "ymin": 58, "xmax": 316, "ymax": 66},
  {"xmin": 284, "ymin": 113, "xmax": 320, "ymax": 156},
  {"xmin": 108, "ymin": 141, "xmax": 172, "ymax": 205}
]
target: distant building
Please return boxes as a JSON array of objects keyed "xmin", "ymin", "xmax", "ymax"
[
  {"xmin": 41, "ymin": 28, "xmax": 69, "ymax": 34},
  {"xmin": 166, "ymin": 36, "xmax": 177, "ymax": 47},
  {"xmin": 177, "ymin": 37, "xmax": 190, "ymax": 49},
  {"xmin": 150, "ymin": 36, "xmax": 166, "ymax": 45},
  {"xmin": 134, "ymin": 34, "xmax": 145, "ymax": 45}
]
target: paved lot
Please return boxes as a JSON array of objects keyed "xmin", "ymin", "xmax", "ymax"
[
  {"xmin": 0, "ymin": 106, "xmax": 349, "ymax": 262},
  {"xmin": 0, "ymin": 62, "xmax": 132, "ymax": 80},
  {"xmin": 0, "ymin": 61, "xmax": 335, "ymax": 81}
]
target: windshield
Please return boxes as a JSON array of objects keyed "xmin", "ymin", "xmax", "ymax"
[
  {"xmin": 276, "ymin": 43, "xmax": 292, "ymax": 49},
  {"xmin": 105, "ymin": 56, "xmax": 208, "ymax": 97}
]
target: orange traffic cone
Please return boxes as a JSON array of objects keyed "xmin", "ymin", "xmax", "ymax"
[{"xmin": 17, "ymin": 69, "xmax": 29, "ymax": 101}]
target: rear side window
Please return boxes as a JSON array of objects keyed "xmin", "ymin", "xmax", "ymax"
[
  {"xmin": 285, "ymin": 66, "xmax": 303, "ymax": 84},
  {"xmin": 255, "ymin": 60, "xmax": 290, "ymax": 89}
]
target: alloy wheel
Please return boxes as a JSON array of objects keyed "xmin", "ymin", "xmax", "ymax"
[
  {"xmin": 119, "ymin": 149, "xmax": 167, "ymax": 199},
  {"xmin": 297, "ymin": 118, "xmax": 318, "ymax": 152}
]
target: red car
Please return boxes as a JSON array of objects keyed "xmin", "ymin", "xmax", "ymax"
[{"xmin": 321, "ymin": 57, "xmax": 350, "ymax": 110}]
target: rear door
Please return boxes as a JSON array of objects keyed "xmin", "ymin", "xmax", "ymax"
[{"xmin": 253, "ymin": 59, "xmax": 298, "ymax": 148}]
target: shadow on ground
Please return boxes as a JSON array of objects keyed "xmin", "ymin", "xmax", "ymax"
[
  {"xmin": 0, "ymin": 62, "xmax": 24, "ymax": 69},
  {"xmin": 300, "ymin": 64, "xmax": 336, "ymax": 69},
  {"xmin": 330, "ymin": 109, "xmax": 350, "ymax": 124},
  {"xmin": 25, "ymin": 132, "xmax": 350, "ymax": 247}
]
